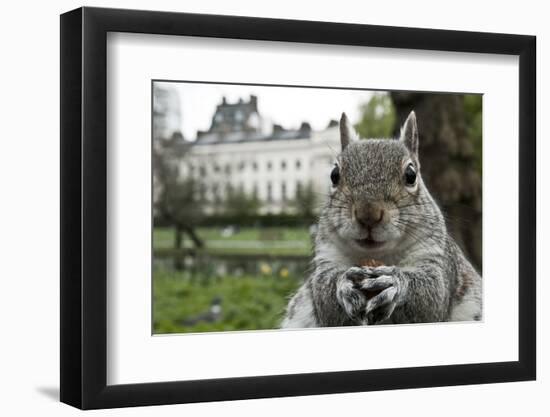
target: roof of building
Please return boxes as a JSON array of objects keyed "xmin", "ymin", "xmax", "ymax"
[
  {"xmin": 194, "ymin": 124, "xmax": 312, "ymax": 145},
  {"xmin": 194, "ymin": 96, "xmax": 312, "ymax": 146}
]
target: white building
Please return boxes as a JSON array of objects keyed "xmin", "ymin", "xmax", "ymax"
[{"xmin": 180, "ymin": 95, "xmax": 340, "ymax": 214}]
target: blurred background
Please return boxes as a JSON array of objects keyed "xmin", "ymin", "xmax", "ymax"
[{"xmin": 152, "ymin": 82, "xmax": 482, "ymax": 334}]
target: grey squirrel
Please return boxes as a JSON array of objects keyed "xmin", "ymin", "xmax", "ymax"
[{"xmin": 282, "ymin": 111, "xmax": 482, "ymax": 327}]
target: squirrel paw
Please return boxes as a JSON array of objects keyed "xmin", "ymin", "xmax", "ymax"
[
  {"xmin": 358, "ymin": 266, "xmax": 406, "ymax": 325},
  {"xmin": 336, "ymin": 267, "xmax": 370, "ymax": 321}
]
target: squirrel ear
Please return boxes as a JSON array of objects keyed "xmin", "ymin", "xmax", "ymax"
[
  {"xmin": 339, "ymin": 112, "xmax": 357, "ymax": 151},
  {"xmin": 400, "ymin": 111, "xmax": 419, "ymax": 158}
]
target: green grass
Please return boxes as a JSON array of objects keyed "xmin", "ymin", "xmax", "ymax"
[
  {"xmin": 153, "ymin": 226, "xmax": 310, "ymax": 333},
  {"xmin": 154, "ymin": 226, "xmax": 311, "ymax": 246},
  {"xmin": 154, "ymin": 227, "xmax": 312, "ymax": 256},
  {"xmin": 153, "ymin": 270, "xmax": 302, "ymax": 334},
  {"xmin": 155, "ymin": 246, "xmax": 310, "ymax": 257}
]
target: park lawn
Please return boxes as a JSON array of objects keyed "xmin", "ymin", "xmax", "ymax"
[
  {"xmin": 155, "ymin": 246, "xmax": 311, "ymax": 257},
  {"xmin": 153, "ymin": 270, "xmax": 303, "ymax": 334},
  {"xmin": 154, "ymin": 226, "xmax": 311, "ymax": 246},
  {"xmin": 154, "ymin": 226, "xmax": 313, "ymax": 256}
]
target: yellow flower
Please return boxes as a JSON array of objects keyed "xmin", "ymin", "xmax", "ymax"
[
  {"xmin": 279, "ymin": 268, "xmax": 289, "ymax": 278},
  {"xmin": 260, "ymin": 263, "xmax": 272, "ymax": 275}
]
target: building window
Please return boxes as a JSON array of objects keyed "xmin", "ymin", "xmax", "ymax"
[
  {"xmin": 281, "ymin": 182, "xmax": 287, "ymax": 201},
  {"xmin": 199, "ymin": 165, "xmax": 206, "ymax": 176},
  {"xmin": 213, "ymin": 164, "xmax": 220, "ymax": 173},
  {"xmin": 281, "ymin": 160, "xmax": 287, "ymax": 170},
  {"xmin": 267, "ymin": 161, "xmax": 273, "ymax": 171},
  {"xmin": 267, "ymin": 182, "xmax": 273, "ymax": 202},
  {"xmin": 252, "ymin": 162, "xmax": 258, "ymax": 171},
  {"xmin": 296, "ymin": 159, "xmax": 301, "ymax": 170},
  {"xmin": 296, "ymin": 181, "xmax": 302, "ymax": 198},
  {"xmin": 253, "ymin": 183, "xmax": 258, "ymax": 199},
  {"xmin": 238, "ymin": 161, "xmax": 245, "ymax": 171}
]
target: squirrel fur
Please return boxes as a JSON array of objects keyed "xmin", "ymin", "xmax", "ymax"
[{"xmin": 281, "ymin": 111, "xmax": 482, "ymax": 327}]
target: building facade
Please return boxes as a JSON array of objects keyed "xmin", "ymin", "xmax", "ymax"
[{"xmin": 181, "ymin": 95, "xmax": 340, "ymax": 214}]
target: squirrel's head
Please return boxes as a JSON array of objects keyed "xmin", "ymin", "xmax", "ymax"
[{"xmin": 326, "ymin": 111, "xmax": 433, "ymax": 255}]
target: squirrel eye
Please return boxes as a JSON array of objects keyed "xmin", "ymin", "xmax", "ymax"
[
  {"xmin": 404, "ymin": 163, "xmax": 417, "ymax": 186},
  {"xmin": 330, "ymin": 165, "xmax": 340, "ymax": 186}
]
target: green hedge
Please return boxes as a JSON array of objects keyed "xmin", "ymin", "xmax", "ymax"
[{"xmin": 155, "ymin": 213, "xmax": 318, "ymax": 228}]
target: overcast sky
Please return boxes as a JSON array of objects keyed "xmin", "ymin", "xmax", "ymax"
[{"xmin": 155, "ymin": 81, "xmax": 376, "ymax": 140}]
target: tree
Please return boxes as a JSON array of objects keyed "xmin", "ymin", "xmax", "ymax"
[
  {"xmin": 153, "ymin": 137, "xmax": 205, "ymax": 251},
  {"xmin": 292, "ymin": 182, "xmax": 318, "ymax": 222},
  {"xmin": 224, "ymin": 188, "xmax": 261, "ymax": 218},
  {"xmin": 390, "ymin": 92, "xmax": 482, "ymax": 270},
  {"xmin": 354, "ymin": 93, "xmax": 396, "ymax": 139},
  {"xmin": 464, "ymin": 94, "xmax": 483, "ymax": 176}
]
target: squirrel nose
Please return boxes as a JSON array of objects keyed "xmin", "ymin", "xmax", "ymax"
[{"xmin": 354, "ymin": 203, "xmax": 385, "ymax": 228}]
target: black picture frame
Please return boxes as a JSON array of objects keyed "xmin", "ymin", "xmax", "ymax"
[{"xmin": 60, "ymin": 6, "xmax": 536, "ymax": 410}]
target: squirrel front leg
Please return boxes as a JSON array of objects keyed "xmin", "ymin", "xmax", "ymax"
[
  {"xmin": 310, "ymin": 263, "xmax": 370, "ymax": 326},
  {"xmin": 358, "ymin": 264, "xmax": 450, "ymax": 324}
]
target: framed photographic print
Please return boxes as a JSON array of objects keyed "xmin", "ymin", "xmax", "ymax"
[{"xmin": 60, "ymin": 6, "xmax": 536, "ymax": 409}]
